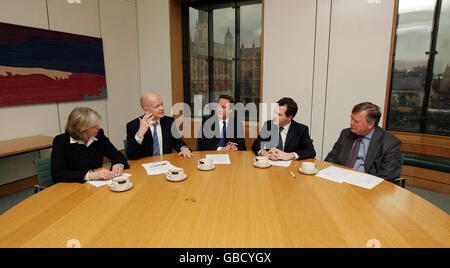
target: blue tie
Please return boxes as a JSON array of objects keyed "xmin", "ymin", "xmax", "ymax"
[
  {"xmin": 277, "ymin": 127, "xmax": 284, "ymax": 150},
  {"xmin": 219, "ymin": 121, "xmax": 227, "ymax": 148},
  {"xmin": 153, "ymin": 122, "xmax": 161, "ymax": 156}
]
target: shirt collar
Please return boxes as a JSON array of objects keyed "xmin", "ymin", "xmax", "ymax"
[
  {"xmin": 363, "ymin": 128, "xmax": 375, "ymax": 140},
  {"xmin": 280, "ymin": 121, "xmax": 292, "ymax": 133},
  {"xmin": 70, "ymin": 136, "xmax": 98, "ymax": 147}
]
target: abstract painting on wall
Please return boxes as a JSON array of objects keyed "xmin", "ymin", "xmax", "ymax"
[{"xmin": 0, "ymin": 22, "xmax": 107, "ymax": 107}]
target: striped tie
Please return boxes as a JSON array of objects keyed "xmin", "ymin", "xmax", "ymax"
[{"xmin": 152, "ymin": 122, "xmax": 161, "ymax": 156}]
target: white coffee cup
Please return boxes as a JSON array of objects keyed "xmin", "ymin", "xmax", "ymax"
[
  {"xmin": 166, "ymin": 168, "xmax": 185, "ymax": 181},
  {"xmin": 110, "ymin": 176, "xmax": 130, "ymax": 190},
  {"xmin": 301, "ymin": 162, "xmax": 316, "ymax": 174},
  {"xmin": 198, "ymin": 158, "xmax": 214, "ymax": 169},
  {"xmin": 254, "ymin": 156, "xmax": 269, "ymax": 167}
]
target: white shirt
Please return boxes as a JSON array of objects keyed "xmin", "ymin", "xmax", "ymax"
[
  {"xmin": 135, "ymin": 119, "xmax": 163, "ymax": 152},
  {"xmin": 70, "ymin": 136, "xmax": 98, "ymax": 147}
]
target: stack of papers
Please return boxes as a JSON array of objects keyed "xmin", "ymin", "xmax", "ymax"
[
  {"xmin": 206, "ymin": 154, "xmax": 231, "ymax": 165},
  {"xmin": 142, "ymin": 161, "xmax": 176, "ymax": 175},
  {"xmin": 316, "ymin": 166, "xmax": 384, "ymax": 190}
]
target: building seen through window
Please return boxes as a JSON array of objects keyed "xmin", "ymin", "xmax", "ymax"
[
  {"xmin": 183, "ymin": 0, "xmax": 262, "ymax": 120},
  {"xmin": 387, "ymin": 0, "xmax": 450, "ymax": 136}
]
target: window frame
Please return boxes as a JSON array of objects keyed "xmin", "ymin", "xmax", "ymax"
[
  {"xmin": 181, "ymin": 0, "xmax": 263, "ymax": 118},
  {"xmin": 385, "ymin": 0, "xmax": 448, "ymax": 136}
]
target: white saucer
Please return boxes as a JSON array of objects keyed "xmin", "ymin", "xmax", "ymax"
[
  {"xmin": 299, "ymin": 168, "xmax": 318, "ymax": 175},
  {"xmin": 110, "ymin": 182, "xmax": 133, "ymax": 192},
  {"xmin": 197, "ymin": 165, "xmax": 216, "ymax": 171},
  {"xmin": 253, "ymin": 162, "xmax": 272, "ymax": 169},
  {"xmin": 166, "ymin": 174, "xmax": 187, "ymax": 182}
]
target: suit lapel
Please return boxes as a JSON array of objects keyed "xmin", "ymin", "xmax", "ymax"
[
  {"xmin": 340, "ymin": 130, "xmax": 356, "ymax": 164},
  {"xmin": 284, "ymin": 121, "xmax": 296, "ymax": 152},
  {"xmin": 364, "ymin": 127, "xmax": 382, "ymax": 172}
]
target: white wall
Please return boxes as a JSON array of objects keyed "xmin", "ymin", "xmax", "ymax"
[
  {"xmin": 0, "ymin": 0, "xmax": 141, "ymax": 185},
  {"xmin": 263, "ymin": 0, "xmax": 395, "ymax": 160},
  {"xmin": 322, "ymin": 0, "xmax": 395, "ymax": 159},
  {"xmin": 136, "ymin": 0, "xmax": 173, "ymax": 114}
]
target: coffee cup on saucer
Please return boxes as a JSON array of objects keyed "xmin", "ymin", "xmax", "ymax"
[
  {"xmin": 198, "ymin": 158, "xmax": 214, "ymax": 170},
  {"xmin": 254, "ymin": 156, "xmax": 270, "ymax": 168},
  {"xmin": 166, "ymin": 168, "xmax": 186, "ymax": 182},
  {"xmin": 300, "ymin": 162, "xmax": 317, "ymax": 174},
  {"xmin": 110, "ymin": 176, "xmax": 131, "ymax": 191}
]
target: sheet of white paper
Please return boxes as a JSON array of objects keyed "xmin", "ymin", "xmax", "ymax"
[
  {"xmin": 315, "ymin": 166, "xmax": 383, "ymax": 189},
  {"xmin": 87, "ymin": 173, "xmax": 132, "ymax": 188},
  {"xmin": 206, "ymin": 154, "xmax": 231, "ymax": 165},
  {"xmin": 315, "ymin": 166, "xmax": 347, "ymax": 183},
  {"xmin": 344, "ymin": 172, "xmax": 384, "ymax": 190},
  {"xmin": 268, "ymin": 160, "xmax": 292, "ymax": 167},
  {"xmin": 142, "ymin": 161, "xmax": 176, "ymax": 175}
]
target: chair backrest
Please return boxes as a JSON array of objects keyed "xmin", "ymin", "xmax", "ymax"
[
  {"xmin": 123, "ymin": 139, "xmax": 128, "ymax": 160},
  {"xmin": 33, "ymin": 157, "xmax": 54, "ymax": 188}
]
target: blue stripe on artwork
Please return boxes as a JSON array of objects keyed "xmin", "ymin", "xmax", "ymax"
[{"xmin": 0, "ymin": 37, "xmax": 105, "ymax": 75}]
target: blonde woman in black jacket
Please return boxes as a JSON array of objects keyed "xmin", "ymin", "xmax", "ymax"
[{"xmin": 51, "ymin": 107, "xmax": 129, "ymax": 184}]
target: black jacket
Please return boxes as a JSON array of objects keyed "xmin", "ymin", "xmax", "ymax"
[
  {"xmin": 126, "ymin": 116, "xmax": 189, "ymax": 160},
  {"xmin": 51, "ymin": 129, "xmax": 129, "ymax": 184},
  {"xmin": 251, "ymin": 120, "xmax": 316, "ymax": 160},
  {"xmin": 325, "ymin": 126, "xmax": 402, "ymax": 181},
  {"xmin": 197, "ymin": 114, "xmax": 246, "ymax": 151}
]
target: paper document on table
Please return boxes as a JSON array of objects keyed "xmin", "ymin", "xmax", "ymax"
[
  {"xmin": 268, "ymin": 160, "xmax": 292, "ymax": 167},
  {"xmin": 87, "ymin": 173, "xmax": 132, "ymax": 188},
  {"xmin": 344, "ymin": 172, "xmax": 384, "ymax": 190},
  {"xmin": 316, "ymin": 166, "xmax": 383, "ymax": 189},
  {"xmin": 206, "ymin": 154, "xmax": 231, "ymax": 165},
  {"xmin": 142, "ymin": 161, "xmax": 176, "ymax": 175},
  {"xmin": 316, "ymin": 166, "xmax": 346, "ymax": 183}
]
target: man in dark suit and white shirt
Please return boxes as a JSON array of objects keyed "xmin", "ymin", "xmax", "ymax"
[
  {"xmin": 252, "ymin": 97, "xmax": 316, "ymax": 161},
  {"xmin": 126, "ymin": 92, "xmax": 192, "ymax": 160},
  {"xmin": 325, "ymin": 102, "xmax": 402, "ymax": 182},
  {"xmin": 197, "ymin": 95, "xmax": 246, "ymax": 152}
]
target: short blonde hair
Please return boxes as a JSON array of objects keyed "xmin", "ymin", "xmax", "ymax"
[{"xmin": 65, "ymin": 107, "xmax": 101, "ymax": 141}]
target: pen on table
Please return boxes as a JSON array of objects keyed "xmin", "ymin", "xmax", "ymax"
[
  {"xmin": 289, "ymin": 171, "xmax": 296, "ymax": 178},
  {"xmin": 152, "ymin": 163, "xmax": 167, "ymax": 168}
]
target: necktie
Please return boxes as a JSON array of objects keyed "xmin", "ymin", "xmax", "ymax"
[
  {"xmin": 277, "ymin": 127, "xmax": 284, "ymax": 150},
  {"xmin": 219, "ymin": 121, "xmax": 227, "ymax": 148},
  {"xmin": 346, "ymin": 136, "xmax": 363, "ymax": 168},
  {"xmin": 152, "ymin": 122, "xmax": 161, "ymax": 156}
]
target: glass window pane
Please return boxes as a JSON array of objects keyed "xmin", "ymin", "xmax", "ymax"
[
  {"xmin": 239, "ymin": 3, "xmax": 262, "ymax": 107},
  {"xmin": 426, "ymin": 0, "xmax": 450, "ymax": 135},
  {"xmin": 387, "ymin": 0, "xmax": 436, "ymax": 132},
  {"xmin": 212, "ymin": 7, "xmax": 235, "ymax": 104},
  {"xmin": 189, "ymin": 7, "xmax": 209, "ymax": 117}
]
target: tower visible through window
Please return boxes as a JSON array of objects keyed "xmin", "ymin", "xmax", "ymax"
[{"xmin": 182, "ymin": 0, "xmax": 262, "ymax": 120}]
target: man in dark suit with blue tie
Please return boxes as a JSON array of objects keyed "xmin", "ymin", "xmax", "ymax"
[
  {"xmin": 126, "ymin": 92, "xmax": 192, "ymax": 160},
  {"xmin": 197, "ymin": 95, "xmax": 246, "ymax": 152},
  {"xmin": 252, "ymin": 98, "xmax": 316, "ymax": 161}
]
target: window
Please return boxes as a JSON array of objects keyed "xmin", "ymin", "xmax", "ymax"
[
  {"xmin": 386, "ymin": 0, "xmax": 450, "ymax": 136},
  {"xmin": 182, "ymin": 0, "xmax": 262, "ymax": 119}
]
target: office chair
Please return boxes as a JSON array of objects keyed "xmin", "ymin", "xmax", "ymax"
[{"xmin": 33, "ymin": 157, "xmax": 54, "ymax": 193}]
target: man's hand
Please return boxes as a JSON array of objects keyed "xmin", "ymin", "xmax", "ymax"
[
  {"xmin": 178, "ymin": 147, "xmax": 192, "ymax": 159},
  {"xmin": 137, "ymin": 113, "xmax": 155, "ymax": 139},
  {"xmin": 220, "ymin": 142, "xmax": 239, "ymax": 152},
  {"xmin": 267, "ymin": 148, "xmax": 295, "ymax": 161}
]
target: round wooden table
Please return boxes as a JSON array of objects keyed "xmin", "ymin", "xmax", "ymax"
[{"xmin": 0, "ymin": 151, "xmax": 448, "ymax": 248}]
